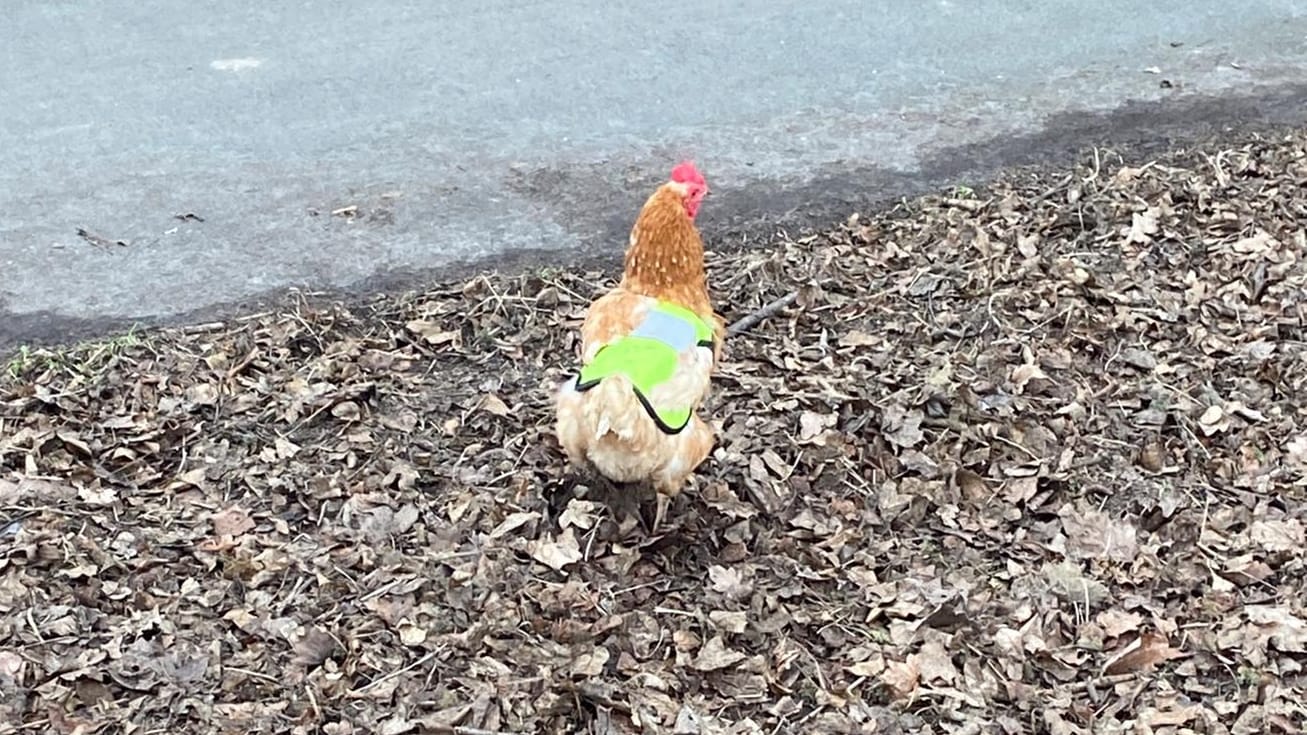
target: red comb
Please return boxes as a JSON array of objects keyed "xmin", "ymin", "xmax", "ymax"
[{"xmin": 670, "ymin": 160, "xmax": 705, "ymax": 186}]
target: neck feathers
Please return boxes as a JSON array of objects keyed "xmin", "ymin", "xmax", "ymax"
[{"xmin": 620, "ymin": 186, "xmax": 710, "ymax": 313}]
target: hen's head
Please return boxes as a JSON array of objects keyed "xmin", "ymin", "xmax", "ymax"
[{"xmin": 669, "ymin": 161, "xmax": 708, "ymax": 220}]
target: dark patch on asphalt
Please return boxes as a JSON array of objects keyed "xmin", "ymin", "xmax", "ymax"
[
  {"xmin": 707, "ymin": 80, "xmax": 1307, "ymax": 248},
  {"xmin": 502, "ymin": 161, "xmax": 666, "ymax": 259},
  {"xmin": 5, "ymin": 81, "xmax": 1307, "ymax": 358},
  {"xmin": 500, "ymin": 81, "xmax": 1307, "ymax": 259}
]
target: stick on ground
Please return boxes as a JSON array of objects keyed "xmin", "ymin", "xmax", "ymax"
[{"xmin": 727, "ymin": 290, "xmax": 798, "ymax": 336}]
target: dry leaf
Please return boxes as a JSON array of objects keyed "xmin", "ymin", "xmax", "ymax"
[
  {"xmin": 528, "ymin": 528, "xmax": 583, "ymax": 571},
  {"xmin": 292, "ymin": 627, "xmax": 340, "ymax": 667},
  {"xmin": 1137, "ymin": 441, "xmax": 1166, "ymax": 472},
  {"xmin": 915, "ymin": 639, "xmax": 958, "ymax": 684},
  {"xmin": 1043, "ymin": 561, "xmax": 1110, "ymax": 605},
  {"xmin": 1060, "ymin": 506, "xmax": 1138, "ymax": 562},
  {"xmin": 558, "ymin": 499, "xmax": 598, "ymax": 530},
  {"xmin": 406, "ymin": 320, "xmax": 460, "ymax": 346},
  {"xmin": 77, "ymin": 484, "xmax": 117, "ymax": 506},
  {"xmin": 172, "ymin": 467, "xmax": 207, "ymax": 490},
  {"xmin": 1003, "ymin": 475, "xmax": 1038, "ymax": 504},
  {"xmin": 880, "ymin": 656, "xmax": 920, "ymax": 699},
  {"xmin": 0, "ymin": 651, "xmax": 24, "ymax": 678},
  {"xmin": 1096, "ymin": 609, "xmax": 1144, "ymax": 638},
  {"xmin": 844, "ymin": 659, "xmax": 884, "ymax": 678},
  {"xmin": 1124, "ymin": 207, "xmax": 1159, "ymax": 244},
  {"xmin": 571, "ymin": 646, "xmax": 611, "ymax": 677},
  {"xmin": 1017, "ymin": 233, "xmax": 1039, "ymax": 258},
  {"xmin": 1250, "ymin": 519, "xmax": 1304, "ymax": 553},
  {"xmin": 1197, "ymin": 404, "xmax": 1230, "ymax": 435},
  {"xmin": 840, "ymin": 330, "xmax": 878, "ymax": 347},
  {"xmin": 1232, "ymin": 230, "xmax": 1277, "ymax": 254},
  {"xmin": 377, "ymin": 717, "xmax": 415, "ymax": 735},
  {"xmin": 692, "ymin": 636, "xmax": 745, "ymax": 672},
  {"xmin": 1141, "ymin": 703, "xmax": 1203, "ymax": 727},
  {"xmin": 708, "ymin": 611, "xmax": 748, "ymax": 634},
  {"xmin": 1120, "ymin": 348, "xmax": 1156, "ymax": 371},
  {"xmin": 489, "ymin": 511, "xmax": 539, "ymax": 539},
  {"xmin": 1285, "ymin": 434, "xmax": 1307, "ymax": 467},
  {"xmin": 1103, "ymin": 631, "xmax": 1181, "ymax": 675},
  {"xmin": 1245, "ymin": 606, "xmax": 1307, "ymax": 653},
  {"xmin": 708, "ymin": 565, "xmax": 751, "ymax": 599},
  {"xmin": 881, "ymin": 403, "xmax": 924, "ymax": 449},
  {"xmin": 398, "ymin": 624, "xmax": 427, "ymax": 647},
  {"xmin": 954, "ymin": 468, "xmax": 989, "ymax": 500},
  {"xmin": 274, "ymin": 437, "xmax": 301, "ymax": 459},
  {"xmin": 1010, "ymin": 362, "xmax": 1048, "ymax": 391},
  {"xmin": 211, "ymin": 506, "xmax": 255, "ymax": 537},
  {"xmin": 798, "ymin": 410, "xmax": 835, "ymax": 441},
  {"xmin": 479, "ymin": 394, "xmax": 511, "ymax": 417},
  {"xmin": 332, "ymin": 401, "xmax": 361, "ymax": 421}
]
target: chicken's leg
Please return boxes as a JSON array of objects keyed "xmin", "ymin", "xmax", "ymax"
[{"xmin": 651, "ymin": 493, "xmax": 671, "ymax": 536}]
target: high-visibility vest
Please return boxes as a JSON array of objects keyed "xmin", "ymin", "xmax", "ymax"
[{"xmin": 575, "ymin": 301, "xmax": 715, "ymax": 434}]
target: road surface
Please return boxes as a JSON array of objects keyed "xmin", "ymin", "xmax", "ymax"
[{"xmin": 3, "ymin": 1, "xmax": 1307, "ymax": 349}]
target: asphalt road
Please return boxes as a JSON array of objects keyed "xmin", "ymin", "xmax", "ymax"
[{"xmin": 3, "ymin": 1, "xmax": 1307, "ymax": 350}]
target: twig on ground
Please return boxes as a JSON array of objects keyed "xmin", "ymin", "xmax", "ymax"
[
  {"xmin": 727, "ymin": 290, "xmax": 798, "ymax": 336},
  {"xmin": 1030, "ymin": 173, "xmax": 1075, "ymax": 206},
  {"xmin": 1066, "ymin": 672, "xmax": 1139, "ymax": 693},
  {"xmin": 352, "ymin": 651, "xmax": 438, "ymax": 695},
  {"xmin": 429, "ymin": 727, "xmax": 526, "ymax": 735}
]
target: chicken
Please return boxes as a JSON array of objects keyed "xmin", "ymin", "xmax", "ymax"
[{"xmin": 554, "ymin": 161, "xmax": 724, "ymax": 529}]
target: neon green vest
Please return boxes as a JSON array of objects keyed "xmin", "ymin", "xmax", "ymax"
[{"xmin": 575, "ymin": 301, "xmax": 716, "ymax": 434}]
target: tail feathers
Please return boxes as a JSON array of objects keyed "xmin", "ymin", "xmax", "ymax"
[
  {"xmin": 561, "ymin": 372, "xmax": 692, "ymax": 487},
  {"xmin": 583, "ymin": 374, "xmax": 646, "ymax": 442}
]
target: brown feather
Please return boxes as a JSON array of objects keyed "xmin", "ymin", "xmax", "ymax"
[{"xmin": 620, "ymin": 183, "xmax": 716, "ymax": 325}]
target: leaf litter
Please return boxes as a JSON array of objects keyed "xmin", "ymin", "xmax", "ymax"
[{"xmin": 4, "ymin": 128, "xmax": 1307, "ymax": 733}]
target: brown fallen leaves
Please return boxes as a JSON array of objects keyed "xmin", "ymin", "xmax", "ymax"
[
  {"xmin": 4, "ymin": 127, "xmax": 1307, "ymax": 733},
  {"xmin": 1103, "ymin": 631, "xmax": 1183, "ymax": 676}
]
